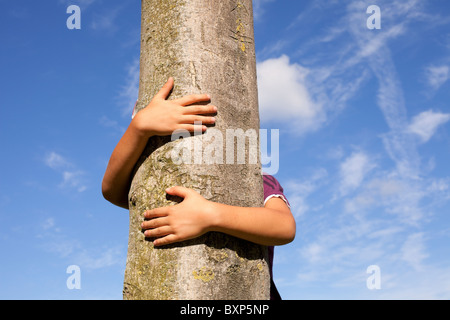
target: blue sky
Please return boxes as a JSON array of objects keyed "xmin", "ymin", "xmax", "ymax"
[{"xmin": 1, "ymin": 0, "xmax": 450, "ymax": 300}]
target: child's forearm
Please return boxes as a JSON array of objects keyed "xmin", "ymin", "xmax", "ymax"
[
  {"xmin": 210, "ymin": 200, "xmax": 296, "ymax": 246},
  {"xmin": 102, "ymin": 119, "xmax": 150, "ymax": 209}
]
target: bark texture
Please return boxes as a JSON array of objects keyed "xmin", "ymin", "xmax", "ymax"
[{"xmin": 123, "ymin": 0, "xmax": 269, "ymax": 300}]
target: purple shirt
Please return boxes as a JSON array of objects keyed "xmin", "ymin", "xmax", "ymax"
[{"xmin": 263, "ymin": 174, "xmax": 290, "ymax": 300}]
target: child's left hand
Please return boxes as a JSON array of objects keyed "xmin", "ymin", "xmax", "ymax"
[{"xmin": 141, "ymin": 186, "xmax": 216, "ymax": 246}]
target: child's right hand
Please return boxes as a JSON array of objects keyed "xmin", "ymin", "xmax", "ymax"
[{"xmin": 132, "ymin": 77, "xmax": 217, "ymax": 138}]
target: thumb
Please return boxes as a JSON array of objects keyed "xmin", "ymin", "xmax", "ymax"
[{"xmin": 154, "ymin": 77, "xmax": 174, "ymax": 100}]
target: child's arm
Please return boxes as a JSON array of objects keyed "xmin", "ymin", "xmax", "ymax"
[
  {"xmin": 101, "ymin": 78, "xmax": 217, "ymax": 209},
  {"xmin": 103, "ymin": 77, "xmax": 296, "ymax": 247},
  {"xmin": 141, "ymin": 186, "xmax": 296, "ymax": 247}
]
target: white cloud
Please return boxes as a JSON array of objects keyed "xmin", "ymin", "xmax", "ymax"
[
  {"xmin": 43, "ymin": 238, "xmax": 80, "ymax": 258},
  {"xmin": 99, "ymin": 115, "xmax": 126, "ymax": 135},
  {"xmin": 408, "ymin": 110, "xmax": 450, "ymax": 143},
  {"xmin": 357, "ymin": 24, "xmax": 406, "ymax": 60},
  {"xmin": 43, "ymin": 152, "xmax": 87, "ymax": 193},
  {"xmin": 37, "ymin": 218, "xmax": 124, "ymax": 270},
  {"xmin": 345, "ymin": 3, "xmax": 424, "ymax": 179},
  {"xmin": 338, "ymin": 151, "xmax": 375, "ymax": 196},
  {"xmin": 285, "ymin": 168, "xmax": 328, "ymax": 217},
  {"xmin": 253, "ymin": 0, "xmax": 275, "ymax": 21},
  {"xmin": 300, "ymin": 242, "xmax": 324, "ymax": 264},
  {"xmin": 44, "ymin": 152, "xmax": 71, "ymax": 169},
  {"xmin": 425, "ymin": 65, "xmax": 449, "ymax": 91},
  {"xmin": 60, "ymin": 171, "xmax": 87, "ymax": 193},
  {"xmin": 265, "ymin": 0, "xmax": 450, "ymax": 299},
  {"xmin": 401, "ymin": 232, "xmax": 429, "ymax": 271},
  {"xmin": 91, "ymin": 6, "xmax": 121, "ymax": 32},
  {"xmin": 118, "ymin": 58, "xmax": 140, "ymax": 117},
  {"xmin": 76, "ymin": 246, "xmax": 124, "ymax": 270},
  {"xmin": 41, "ymin": 218, "xmax": 56, "ymax": 231},
  {"xmin": 257, "ymin": 55, "xmax": 325, "ymax": 134},
  {"xmin": 427, "ymin": 179, "xmax": 449, "ymax": 193},
  {"xmin": 343, "ymin": 176, "xmax": 425, "ymax": 225}
]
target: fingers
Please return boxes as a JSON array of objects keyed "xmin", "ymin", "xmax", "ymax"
[
  {"xmin": 143, "ymin": 207, "xmax": 168, "ymax": 219},
  {"xmin": 182, "ymin": 115, "xmax": 216, "ymax": 125},
  {"xmin": 153, "ymin": 234, "xmax": 179, "ymax": 247},
  {"xmin": 174, "ymin": 94, "xmax": 211, "ymax": 106},
  {"xmin": 141, "ymin": 216, "xmax": 169, "ymax": 230},
  {"xmin": 182, "ymin": 104, "xmax": 217, "ymax": 115},
  {"xmin": 143, "ymin": 226, "xmax": 172, "ymax": 239},
  {"xmin": 177, "ymin": 123, "xmax": 208, "ymax": 133},
  {"xmin": 154, "ymin": 77, "xmax": 174, "ymax": 100},
  {"xmin": 165, "ymin": 186, "xmax": 193, "ymax": 199}
]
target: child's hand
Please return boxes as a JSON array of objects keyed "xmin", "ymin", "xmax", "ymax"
[
  {"xmin": 141, "ymin": 186, "xmax": 217, "ymax": 246},
  {"xmin": 132, "ymin": 77, "xmax": 217, "ymax": 138}
]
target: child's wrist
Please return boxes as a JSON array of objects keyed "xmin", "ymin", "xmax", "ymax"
[
  {"xmin": 206, "ymin": 201, "xmax": 225, "ymax": 233},
  {"xmin": 131, "ymin": 114, "xmax": 154, "ymax": 139}
]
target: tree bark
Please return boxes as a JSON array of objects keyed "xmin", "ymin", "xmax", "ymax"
[{"xmin": 123, "ymin": 0, "xmax": 269, "ymax": 300}]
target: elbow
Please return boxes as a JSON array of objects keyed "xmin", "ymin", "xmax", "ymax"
[
  {"xmin": 102, "ymin": 180, "xmax": 129, "ymax": 209},
  {"xmin": 101, "ymin": 180, "xmax": 113, "ymax": 203},
  {"xmin": 286, "ymin": 220, "xmax": 297, "ymax": 244},
  {"xmin": 288, "ymin": 220, "xmax": 297, "ymax": 243},
  {"xmin": 279, "ymin": 216, "xmax": 296, "ymax": 246}
]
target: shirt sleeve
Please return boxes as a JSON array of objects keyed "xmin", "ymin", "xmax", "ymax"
[
  {"xmin": 263, "ymin": 174, "xmax": 290, "ymax": 208},
  {"xmin": 131, "ymin": 101, "xmax": 138, "ymax": 119}
]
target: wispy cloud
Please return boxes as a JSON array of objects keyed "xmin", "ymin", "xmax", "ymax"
[
  {"xmin": 253, "ymin": 0, "xmax": 275, "ymax": 21},
  {"xmin": 408, "ymin": 110, "xmax": 450, "ymax": 143},
  {"xmin": 343, "ymin": 1, "xmax": 425, "ymax": 181},
  {"xmin": 75, "ymin": 246, "xmax": 124, "ymax": 271},
  {"xmin": 43, "ymin": 152, "xmax": 87, "ymax": 193},
  {"xmin": 270, "ymin": 0, "xmax": 450, "ymax": 298},
  {"xmin": 44, "ymin": 152, "xmax": 71, "ymax": 169},
  {"xmin": 284, "ymin": 168, "xmax": 328, "ymax": 218},
  {"xmin": 60, "ymin": 171, "xmax": 87, "ymax": 193},
  {"xmin": 401, "ymin": 232, "xmax": 429, "ymax": 271},
  {"xmin": 338, "ymin": 151, "xmax": 376, "ymax": 197},
  {"xmin": 37, "ymin": 217, "xmax": 124, "ymax": 270},
  {"xmin": 425, "ymin": 65, "xmax": 450, "ymax": 91},
  {"xmin": 99, "ymin": 115, "xmax": 126, "ymax": 135},
  {"xmin": 90, "ymin": 6, "xmax": 122, "ymax": 33},
  {"xmin": 41, "ymin": 218, "xmax": 58, "ymax": 231},
  {"xmin": 118, "ymin": 58, "xmax": 140, "ymax": 117}
]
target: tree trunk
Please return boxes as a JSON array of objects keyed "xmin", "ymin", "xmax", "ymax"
[{"xmin": 123, "ymin": 0, "xmax": 269, "ymax": 300}]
